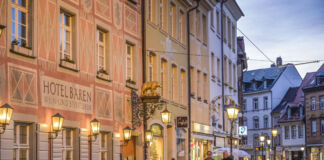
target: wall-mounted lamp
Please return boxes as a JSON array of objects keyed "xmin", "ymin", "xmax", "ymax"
[
  {"xmin": 145, "ymin": 130, "xmax": 153, "ymax": 143},
  {"xmin": 0, "ymin": 103, "xmax": 14, "ymax": 134},
  {"xmin": 89, "ymin": 118, "xmax": 100, "ymax": 142},
  {"xmin": 123, "ymin": 126, "xmax": 132, "ymax": 142},
  {"xmin": 161, "ymin": 107, "xmax": 171, "ymax": 124},
  {"xmin": 49, "ymin": 113, "xmax": 64, "ymax": 139},
  {"xmin": 0, "ymin": 25, "xmax": 6, "ymax": 38}
]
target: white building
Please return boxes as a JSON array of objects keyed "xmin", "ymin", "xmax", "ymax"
[
  {"xmin": 241, "ymin": 58, "xmax": 302, "ymax": 159},
  {"xmin": 208, "ymin": 0, "xmax": 244, "ymax": 151}
]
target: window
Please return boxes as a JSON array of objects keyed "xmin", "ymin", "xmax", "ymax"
[
  {"xmin": 229, "ymin": 61, "xmax": 232, "ymax": 86},
  {"xmin": 210, "ymin": 9, "xmax": 214, "ymax": 28},
  {"xmin": 285, "ymin": 126, "xmax": 290, "ymax": 139},
  {"xmin": 253, "ymin": 135, "xmax": 259, "ymax": 146},
  {"xmin": 196, "ymin": 10, "xmax": 201, "ymax": 39},
  {"xmin": 211, "ymin": 53, "xmax": 215, "ymax": 76},
  {"xmin": 241, "ymin": 136, "xmax": 247, "ymax": 145},
  {"xmin": 222, "ymin": 13, "xmax": 226, "ymax": 43},
  {"xmin": 232, "ymin": 24, "xmax": 236, "ymax": 52},
  {"xmin": 13, "ymin": 123, "xmax": 30, "ymax": 160},
  {"xmin": 291, "ymin": 125, "xmax": 296, "ymax": 139},
  {"xmin": 96, "ymin": 28, "xmax": 109, "ymax": 72},
  {"xmin": 233, "ymin": 64, "xmax": 236, "ymax": 89},
  {"xmin": 321, "ymin": 120, "xmax": 324, "ymax": 136},
  {"xmin": 63, "ymin": 128, "xmax": 75, "ymax": 160},
  {"xmin": 263, "ymin": 97, "xmax": 268, "ymax": 109},
  {"xmin": 320, "ymin": 96, "xmax": 324, "ymax": 109},
  {"xmin": 160, "ymin": 0, "xmax": 167, "ymax": 31},
  {"xmin": 190, "ymin": 67, "xmax": 195, "ymax": 96},
  {"xmin": 149, "ymin": 0, "xmax": 157, "ymax": 23},
  {"xmin": 227, "ymin": 17, "xmax": 231, "ymax": 48},
  {"xmin": 216, "ymin": 11, "xmax": 220, "ymax": 34},
  {"xmin": 60, "ymin": 10, "xmax": 73, "ymax": 60},
  {"xmin": 264, "ymin": 116, "xmax": 268, "ymax": 128},
  {"xmin": 223, "ymin": 56, "xmax": 227, "ymax": 83},
  {"xmin": 298, "ymin": 125, "xmax": 303, "ymax": 138},
  {"xmin": 243, "ymin": 99, "xmax": 247, "ymax": 111},
  {"xmin": 243, "ymin": 117, "xmax": 247, "ymax": 126},
  {"xmin": 179, "ymin": 10, "xmax": 185, "ymax": 43},
  {"xmin": 189, "ymin": 11, "xmax": 195, "ymax": 35},
  {"xmin": 203, "ymin": 73, "xmax": 208, "ymax": 100},
  {"xmin": 148, "ymin": 52, "xmax": 157, "ymax": 81},
  {"xmin": 311, "ymin": 97, "xmax": 316, "ymax": 110},
  {"xmin": 126, "ymin": 42, "xmax": 135, "ymax": 81},
  {"xmin": 202, "ymin": 14, "xmax": 207, "ymax": 44},
  {"xmin": 11, "ymin": 0, "xmax": 31, "ymax": 47},
  {"xmin": 180, "ymin": 70, "xmax": 186, "ymax": 105},
  {"xmin": 253, "ymin": 117, "xmax": 259, "ymax": 129},
  {"xmin": 171, "ymin": 65, "xmax": 178, "ymax": 101},
  {"xmin": 312, "ymin": 120, "xmax": 317, "ymax": 136},
  {"xmin": 170, "ymin": 3, "xmax": 177, "ymax": 38},
  {"xmin": 197, "ymin": 70, "xmax": 201, "ymax": 99},
  {"xmin": 253, "ymin": 98, "xmax": 258, "ymax": 110},
  {"xmin": 100, "ymin": 132, "xmax": 111, "ymax": 160},
  {"xmin": 217, "ymin": 58, "xmax": 220, "ymax": 79},
  {"xmin": 161, "ymin": 59, "xmax": 168, "ymax": 98}
]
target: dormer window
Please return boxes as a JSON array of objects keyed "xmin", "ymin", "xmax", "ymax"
[
  {"xmin": 299, "ymin": 106, "xmax": 303, "ymax": 117},
  {"xmin": 288, "ymin": 107, "xmax": 291, "ymax": 118},
  {"xmin": 264, "ymin": 80, "xmax": 267, "ymax": 89}
]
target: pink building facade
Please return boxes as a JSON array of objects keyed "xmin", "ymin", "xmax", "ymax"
[{"xmin": 0, "ymin": 0, "xmax": 143, "ymax": 159}]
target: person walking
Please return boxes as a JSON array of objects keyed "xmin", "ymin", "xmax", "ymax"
[
  {"xmin": 205, "ymin": 151, "xmax": 214, "ymax": 160},
  {"xmin": 222, "ymin": 151, "xmax": 233, "ymax": 160}
]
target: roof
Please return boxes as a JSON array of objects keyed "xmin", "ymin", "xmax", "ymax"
[
  {"xmin": 272, "ymin": 87, "xmax": 299, "ymax": 113},
  {"xmin": 243, "ymin": 67, "xmax": 286, "ymax": 93},
  {"xmin": 303, "ymin": 63, "xmax": 324, "ymax": 89}
]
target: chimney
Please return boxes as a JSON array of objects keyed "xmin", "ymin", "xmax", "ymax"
[
  {"xmin": 276, "ymin": 57, "xmax": 282, "ymax": 66},
  {"xmin": 271, "ymin": 63, "xmax": 276, "ymax": 67}
]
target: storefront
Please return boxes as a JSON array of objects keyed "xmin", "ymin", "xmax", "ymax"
[
  {"xmin": 191, "ymin": 123, "xmax": 213, "ymax": 160},
  {"xmin": 310, "ymin": 147, "xmax": 323, "ymax": 160},
  {"xmin": 150, "ymin": 124, "xmax": 164, "ymax": 160}
]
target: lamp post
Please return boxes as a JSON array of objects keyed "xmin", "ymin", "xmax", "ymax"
[
  {"xmin": 226, "ymin": 105, "xmax": 239, "ymax": 157},
  {"xmin": 89, "ymin": 118, "xmax": 101, "ymax": 159},
  {"xmin": 260, "ymin": 135, "xmax": 265, "ymax": 160},
  {"xmin": 50, "ymin": 113, "xmax": 64, "ymax": 160},
  {"xmin": 267, "ymin": 139, "xmax": 271, "ymax": 160},
  {"xmin": 272, "ymin": 128, "xmax": 278, "ymax": 160},
  {"xmin": 301, "ymin": 147, "xmax": 305, "ymax": 160}
]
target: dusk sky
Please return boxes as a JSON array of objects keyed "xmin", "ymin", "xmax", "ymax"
[{"xmin": 236, "ymin": 0, "xmax": 324, "ymax": 77}]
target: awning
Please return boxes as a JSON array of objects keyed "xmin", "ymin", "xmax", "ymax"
[
  {"xmin": 286, "ymin": 146, "xmax": 304, "ymax": 151},
  {"xmin": 214, "ymin": 148, "xmax": 251, "ymax": 158},
  {"xmin": 193, "ymin": 132, "xmax": 214, "ymax": 141}
]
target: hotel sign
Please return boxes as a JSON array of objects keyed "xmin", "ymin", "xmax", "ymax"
[{"xmin": 41, "ymin": 76, "xmax": 93, "ymax": 114}]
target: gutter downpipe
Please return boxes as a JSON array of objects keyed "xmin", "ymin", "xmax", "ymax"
[
  {"xmin": 187, "ymin": 1, "xmax": 200, "ymax": 160},
  {"xmin": 141, "ymin": 1, "xmax": 147, "ymax": 160}
]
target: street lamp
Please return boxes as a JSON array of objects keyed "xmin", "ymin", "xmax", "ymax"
[
  {"xmin": 260, "ymin": 136, "xmax": 265, "ymax": 160},
  {"xmin": 145, "ymin": 130, "xmax": 153, "ymax": 143},
  {"xmin": 0, "ymin": 25, "xmax": 6, "ymax": 37},
  {"xmin": 161, "ymin": 107, "xmax": 171, "ymax": 124},
  {"xmin": 0, "ymin": 103, "xmax": 14, "ymax": 134},
  {"xmin": 90, "ymin": 118, "xmax": 101, "ymax": 137},
  {"xmin": 226, "ymin": 105, "xmax": 239, "ymax": 157},
  {"xmin": 51, "ymin": 113, "xmax": 64, "ymax": 136},
  {"xmin": 123, "ymin": 126, "xmax": 132, "ymax": 142},
  {"xmin": 272, "ymin": 128, "xmax": 278, "ymax": 160},
  {"xmin": 267, "ymin": 139, "xmax": 271, "ymax": 145}
]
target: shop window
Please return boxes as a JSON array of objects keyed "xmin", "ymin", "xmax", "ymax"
[
  {"xmin": 150, "ymin": 124, "xmax": 164, "ymax": 160},
  {"xmin": 13, "ymin": 123, "xmax": 31, "ymax": 160},
  {"xmin": 176, "ymin": 129, "xmax": 185, "ymax": 160}
]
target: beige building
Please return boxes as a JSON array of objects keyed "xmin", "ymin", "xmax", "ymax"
[{"xmin": 144, "ymin": 0, "xmax": 191, "ymax": 160}]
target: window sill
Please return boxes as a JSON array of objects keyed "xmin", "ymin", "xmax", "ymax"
[
  {"xmin": 10, "ymin": 45, "xmax": 35, "ymax": 59},
  {"xmin": 126, "ymin": 80, "xmax": 137, "ymax": 90},
  {"xmin": 190, "ymin": 93, "xmax": 195, "ymax": 99},
  {"xmin": 96, "ymin": 72, "xmax": 112, "ymax": 82},
  {"xmin": 203, "ymin": 99, "xmax": 208, "ymax": 104},
  {"xmin": 59, "ymin": 60, "xmax": 78, "ymax": 72},
  {"xmin": 217, "ymin": 33, "xmax": 221, "ymax": 39},
  {"xmin": 210, "ymin": 26, "xmax": 215, "ymax": 32},
  {"xmin": 197, "ymin": 97, "xmax": 202, "ymax": 102},
  {"xmin": 127, "ymin": 0, "xmax": 137, "ymax": 5}
]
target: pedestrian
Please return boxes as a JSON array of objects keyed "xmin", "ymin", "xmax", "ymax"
[
  {"xmin": 205, "ymin": 151, "xmax": 214, "ymax": 160},
  {"xmin": 222, "ymin": 151, "xmax": 233, "ymax": 160}
]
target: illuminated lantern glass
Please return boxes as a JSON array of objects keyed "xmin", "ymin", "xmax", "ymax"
[
  {"xmin": 123, "ymin": 126, "xmax": 132, "ymax": 141},
  {"xmin": 0, "ymin": 104, "xmax": 13, "ymax": 125},
  {"xmin": 0, "ymin": 25, "xmax": 5, "ymax": 37},
  {"xmin": 272, "ymin": 129, "xmax": 278, "ymax": 137},
  {"xmin": 90, "ymin": 118, "xmax": 101, "ymax": 136},
  {"xmin": 259, "ymin": 135, "xmax": 265, "ymax": 142},
  {"xmin": 226, "ymin": 106, "xmax": 239, "ymax": 120},
  {"xmin": 51, "ymin": 113, "xmax": 64, "ymax": 132},
  {"xmin": 267, "ymin": 139, "xmax": 271, "ymax": 145},
  {"xmin": 161, "ymin": 108, "xmax": 171, "ymax": 124},
  {"xmin": 145, "ymin": 130, "xmax": 153, "ymax": 142},
  {"xmin": 301, "ymin": 147, "xmax": 305, "ymax": 151}
]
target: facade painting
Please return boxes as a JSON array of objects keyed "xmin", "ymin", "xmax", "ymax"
[{"xmin": 96, "ymin": 87, "xmax": 113, "ymax": 120}]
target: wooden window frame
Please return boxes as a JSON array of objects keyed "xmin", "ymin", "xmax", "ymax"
[
  {"xmin": 60, "ymin": 11, "xmax": 73, "ymax": 60},
  {"xmin": 14, "ymin": 123, "xmax": 30, "ymax": 160},
  {"xmin": 10, "ymin": 0, "xmax": 29, "ymax": 46}
]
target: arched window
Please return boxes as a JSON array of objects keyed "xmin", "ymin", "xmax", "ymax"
[
  {"xmin": 150, "ymin": 124, "xmax": 164, "ymax": 160},
  {"xmin": 264, "ymin": 115, "xmax": 268, "ymax": 128},
  {"xmin": 253, "ymin": 116, "xmax": 259, "ymax": 129}
]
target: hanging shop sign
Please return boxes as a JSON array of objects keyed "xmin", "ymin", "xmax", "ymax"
[
  {"xmin": 239, "ymin": 126, "xmax": 248, "ymax": 135},
  {"xmin": 40, "ymin": 75, "xmax": 93, "ymax": 114},
  {"xmin": 177, "ymin": 116, "xmax": 188, "ymax": 128}
]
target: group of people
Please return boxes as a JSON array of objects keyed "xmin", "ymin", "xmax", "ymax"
[{"xmin": 205, "ymin": 151, "xmax": 233, "ymax": 160}]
